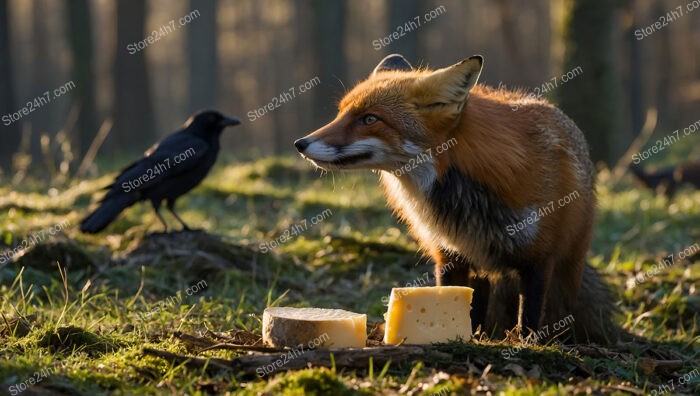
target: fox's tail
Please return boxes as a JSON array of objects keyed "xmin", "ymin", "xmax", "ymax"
[
  {"xmin": 569, "ymin": 264, "xmax": 623, "ymax": 343},
  {"xmin": 487, "ymin": 263, "xmax": 634, "ymax": 344}
]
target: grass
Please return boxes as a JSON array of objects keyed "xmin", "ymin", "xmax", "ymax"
[{"xmin": 0, "ymin": 154, "xmax": 698, "ymax": 395}]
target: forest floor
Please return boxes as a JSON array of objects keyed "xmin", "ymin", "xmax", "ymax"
[{"xmin": 0, "ymin": 155, "xmax": 698, "ymax": 395}]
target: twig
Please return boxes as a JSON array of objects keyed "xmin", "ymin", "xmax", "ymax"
[
  {"xmin": 610, "ymin": 107, "xmax": 657, "ymax": 183},
  {"xmin": 75, "ymin": 118, "xmax": 113, "ymax": 179},
  {"xmin": 144, "ymin": 345, "xmax": 426, "ymax": 376},
  {"xmin": 173, "ymin": 331, "xmax": 217, "ymax": 347},
  {"xmin": 637, "ymin": 358, "xmax": 684, "ymax": 375},
  {"xmin": 197, "ymin": 343, "xmax": 286, "ymax": 354}
]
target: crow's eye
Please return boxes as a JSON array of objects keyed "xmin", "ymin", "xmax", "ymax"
[{"xmin": 361, "ymin": 114, "xmax": 379, "ymax": 125}]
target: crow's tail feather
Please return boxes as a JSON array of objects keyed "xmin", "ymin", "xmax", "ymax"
[{"xmin": 80, "ymin": 194, "xmax": 138, "ymax": 233}]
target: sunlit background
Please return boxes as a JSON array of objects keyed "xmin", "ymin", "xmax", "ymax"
[{"xmin": 1, "ymin": 0, "xmax": 699, "ymax": 183}]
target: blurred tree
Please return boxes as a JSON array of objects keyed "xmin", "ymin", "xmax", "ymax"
[
  {"xmin": 653, "ymin": 1, "xmax": 672, "ymax": 130},
  {"xmin": 292, "ymin": 1, "xmax": 315, "ymax": 148},
  {"xmin": 622, "ymin": 0, "xmax": 643, "ymax": 137},
  {"xmin": 388, "ymin": 0, "xmax": 420, "ymax": 62},
  {"xmin": 311, "ymin": 0, "xmax": 347, "ymax": 122},
  {"xmin": 497, "ymin": 0, "xmax": 527, "ymax": 81},
  {"xmin": 558, "ymin": 0, "xmax": 621, "ymax": 165},
  {"xmin": 271, "ymin": 2, "xmax": 294, "ymax": 155},
  {"xmin": 187, "ymin": 0, "xmax": 218, "ymax": 112},
  {"xmin": 114, "ymin": 0, "xmax": 154, "ymax": 153},
  {"xmin": 26, "ymin": 0, "xmax": 52, "ymax": 162},
  {"xmin": 0, "ymin": 0, "xmax": 20, "ymax": 173},
  {"xmin": 66, "ymin": 0, "xmax": 98, "ymax": 157}
]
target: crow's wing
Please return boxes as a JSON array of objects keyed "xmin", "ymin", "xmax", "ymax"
[
  {"xmin": 102, "ymin": 133, "xmax": 212, "ymax": 200},
  {"xmin": 143, "ymin": 127, "xmax": 191, "ymax": 157},
  {"xmin": 99, "ymin": 130, "xmax": 182, "ymax": 192}
]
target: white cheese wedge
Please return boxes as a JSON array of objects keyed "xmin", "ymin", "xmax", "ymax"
[
  {"xmin": 262, "ymin": 307, "xmax": 367, "ymax": 348},
  {"xmin": 383, "ymin": 286, "xmax": 473, "ymax": 345}
]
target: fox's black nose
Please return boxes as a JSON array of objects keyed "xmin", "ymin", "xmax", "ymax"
[{"xmin": 294, "ymin": 138, "xmax": 310, "ymax": 152}]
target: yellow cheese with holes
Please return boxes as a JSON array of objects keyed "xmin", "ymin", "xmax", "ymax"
[
  {"xmin": 383, "ymin": 286, "xmax": 473, "ymax": 344},
  {"xmin": 262, "ymin": 307, "xmax": 367, "ymax": 348}
]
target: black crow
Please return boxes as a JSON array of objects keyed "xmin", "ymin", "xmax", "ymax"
[{"xmin": 80, "ymin": 110, "xmax": 240, "ymax": 233}]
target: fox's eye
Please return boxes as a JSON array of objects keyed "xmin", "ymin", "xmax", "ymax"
[{"xmin": 361, "ymin": 114, "xmax": 379, "ymax": 125}]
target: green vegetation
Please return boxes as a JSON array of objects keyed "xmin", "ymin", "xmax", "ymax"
[{"xmin": 1, "ymin": 155, "xmax": 698, "ymax": 395}]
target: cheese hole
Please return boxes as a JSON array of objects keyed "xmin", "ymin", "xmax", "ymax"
[
  {"xmin": 420, "ymin": 308, "xmax": 426, "ymax": 313},
  {"xmin": 430, "ymin": 322, "xmax": 434, "ymax": 327},
  {"xmin": 453, "ymin": 296, "xmax": 459, "ymax": 301},
  {"xmin": 406, "ymin": 304, "xmax": 412, "ymax": 311}
]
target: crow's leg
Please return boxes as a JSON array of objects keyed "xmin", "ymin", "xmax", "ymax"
[
  {"xmin": 166, "ymin": 199, "xmax": 191, "ymax": 231},
  {"xmin": 151, "ymin": 200, "xmax": 169, "ymax": 232}
]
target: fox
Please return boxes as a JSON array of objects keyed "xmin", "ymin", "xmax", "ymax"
[{"xmin": 294, "ymin": 54, "xmax": 620, "ymax": 343}]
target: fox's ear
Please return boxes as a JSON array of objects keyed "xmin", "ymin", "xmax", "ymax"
[
  {"xmin": 373, "ymin": 54, "xmax": 413, "ymax": 75},
  {"xmin": 416, "ymin": 55, "xmax": 483, "ymax": 110}
]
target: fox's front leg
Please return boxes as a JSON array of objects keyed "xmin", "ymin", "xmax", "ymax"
[
  {"xmin": 433, "ymin": 249, "xmax": 490, "ymax": 331},
  {"xmin": 517, "ymin": 257, "xmax": 554, "ymax": 333}
]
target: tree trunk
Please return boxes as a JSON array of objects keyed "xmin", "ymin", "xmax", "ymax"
[
  {"xmin": 0, "ymin": 0, "xmax": 20, "ymax": 173},
  {"xmin": 311, "ymin": 0, "xmax": 347, "ymax": 124},
  {"xmin": 187, "ymin": 0, "xmax": 218, "ymax": 112},
  {"xmin": 29, "ymin": 0, "xmax": 52, "ymax": 161},
  {"xmin": 114, "ymin": 0, "xmax": 155, "ymax": 154},
  {"xmin": 497, "ymin": 0, "xmax": 527, "ymax": 82},
  {"xmin": 557, "ymin": 0, "xmax": 620, "ymax": 165},
  {"xmin": 388, "ymin": 0, "xmax": 421, "ymax": 62},
  {"xmin": 66, "ymin": 0, "xmax": 98, "ymax": 157},
  {"xmin": 623, "ymin": 0, "xmax": 643, "ymax": 137},
  {"xmin": 654, "ymin": 1, "xmax": 672, "ymax": 130}
]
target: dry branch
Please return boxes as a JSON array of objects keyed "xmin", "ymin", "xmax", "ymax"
[{"xmin": 143, "ymin": 345, "xmax": 426, "ymax": 376}]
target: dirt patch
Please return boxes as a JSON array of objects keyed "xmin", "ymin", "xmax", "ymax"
[
  {"xmin": 39, "ymin": 326, "xmax": 121, "ymax": 356},
  {"xmin": 116, "ymin": 231, "xmax": 271, "ymax": 282},
  {"xmin": 11, "ymin": 240, "xmax": 95, "ymax": 273}
]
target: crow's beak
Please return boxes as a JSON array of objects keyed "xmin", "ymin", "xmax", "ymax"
[{"xmin": 221, "ymin": 116, "xmax": 241, "ymax": 127}]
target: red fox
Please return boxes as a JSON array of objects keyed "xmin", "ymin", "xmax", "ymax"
[{"xmin": 294, "ymin": 54, "xmax": 619, "ymax": 343}]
